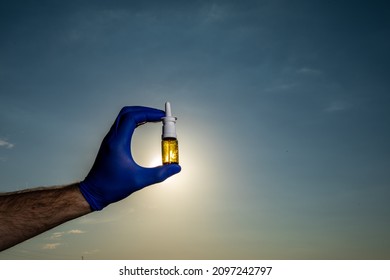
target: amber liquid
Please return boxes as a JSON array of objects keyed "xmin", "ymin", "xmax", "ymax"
[{"xmin": 162, "ymin": 138, "xmax": 179, "ymax": 165}]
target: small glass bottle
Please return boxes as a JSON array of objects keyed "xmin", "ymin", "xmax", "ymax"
[{"xmin": 161, "ymin": 102, "xmax": 179, "ymax": 165}]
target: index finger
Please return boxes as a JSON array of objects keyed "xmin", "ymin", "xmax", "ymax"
[{"xmin": 116, "ymin": 106, "xmax": 165, "ymax": 140}]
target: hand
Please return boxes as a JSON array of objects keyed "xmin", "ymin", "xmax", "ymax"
[{"xmin": 79, "ymin": 106, "xmax": 181, "ymax": 211}]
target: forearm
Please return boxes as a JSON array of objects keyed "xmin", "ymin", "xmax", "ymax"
[{"xmin": 0, "ymin": 183, "xmax": 91, "ymax": 251}]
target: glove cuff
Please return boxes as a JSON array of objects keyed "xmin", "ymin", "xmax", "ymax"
[{"xmin": 79, "ymin": 181, "xmax": 104, "ymax": 211}]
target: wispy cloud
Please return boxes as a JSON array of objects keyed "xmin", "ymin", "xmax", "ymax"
[
  {"xmin": 297, "ymin": 67, "xmax": 322, "ymax": 75},
  {"xmin": 0, "ymin": 139, "xmax": 14, "ymax": 149},
  {"xmin": 67, "ymin": 229, "xmax": 85, "ymax": 234},
  {"xmin": 50, "ymin": 232, "xmax": 64, "ymax": 239},
  {"xmin": 42, "ymin": 243, "xmax": 61, "ymax": 250},
  {"xmin": 201, "ymin": 3, "xmax": 229, "ymax": 23},
  {"xmin": 49, "ymin": 229, "xmax": 86, "ymax": 240},
  {"xmin": 43, "ymin": 229, "xmax": 86, "ymax": 250},
  {"xmin": 324, "ymin": 101, "xmax": 348, "ymax": 113}
]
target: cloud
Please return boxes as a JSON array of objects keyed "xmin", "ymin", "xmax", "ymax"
[
  {"xmin": 201, "ymin": 3, "xmax": 229, "ymax": 23},
  {"xmin": 297, "ymin": 67, "xmax": 322, "ymax": 75},
  {"xmin": 264, "ymin": 83, "xmax": 298, "ymax": 92},
  {"xmin": 0, "ymin": 139, "xmax": 14, "ymax": 149},
  {"xmin": 49, "ymin": 229, "xmax": 85, "ymax": 239},
  {"xmin": 42, "ymin": 243, "xmax": 61, "ymax": 250},
  {"xmin": 68, "ymin": 229, "xmax": 85, "ymax": 234},
  {"xmin": 43, "ymin": 229, "xmax": 85, "ymax": 250},
  {"xmin": 50, "ymin": 232, "xmax": 65, "ymax": 239},
  {"xmin": 324, "ymin": 101, "xmax": 348, "ymax": 113}
]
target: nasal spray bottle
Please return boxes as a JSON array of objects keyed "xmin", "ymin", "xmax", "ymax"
[{"xmin": 161, "ymin": 102, "xmax": 179, "ymax": 165}]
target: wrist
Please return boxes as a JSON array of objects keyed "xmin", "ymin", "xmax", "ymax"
[
  {"xmin": 75, "ymin": 182, "xmax": 94, "ymax": 213},
  {"xmin": 78, "ymin": 180, "xmax": 105, "ymax": 211}
]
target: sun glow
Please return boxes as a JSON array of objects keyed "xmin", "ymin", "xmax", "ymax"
[{"xmin": 149, "ymin": 155, "xmax": 162, "ymax": 167}]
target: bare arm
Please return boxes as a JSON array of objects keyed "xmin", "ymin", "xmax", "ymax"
[
  {"xmin": 0, "ymin": 183, "xmax": 91, "ymax": 251},
  {"xmin": 0, "ymin": 106, "xmax": 181, "ymax": 252}
]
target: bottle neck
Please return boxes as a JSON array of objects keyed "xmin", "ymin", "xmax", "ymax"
[
  {"xmin": 162, "ymin": 117, "xmax": 177, "ymax": 139},
  {"xmin": 162, "ymin": 136, "xmax": 177, "ymax": 140}
]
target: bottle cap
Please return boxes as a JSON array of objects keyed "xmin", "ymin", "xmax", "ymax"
[{"xmin": 162, "ymin": 101, "xmax": 177, "ymax": 139}]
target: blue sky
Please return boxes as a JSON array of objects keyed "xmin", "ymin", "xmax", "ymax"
[{"xmin": 1, "ymin": 0, "xmax": 390, "ymax": 259}]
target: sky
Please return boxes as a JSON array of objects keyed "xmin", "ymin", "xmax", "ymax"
[{"xmin": 1, "ymin": 0, "xmax": 390, "ymax": 259}]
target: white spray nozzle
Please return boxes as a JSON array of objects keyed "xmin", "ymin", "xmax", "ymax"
[
  {"xmin": 165, "ymin": 102, "xmax": 172, "ymax": 117},
  {"xmin": 162, "ymin": 101, "xmax": 177, "ymax": 139}
]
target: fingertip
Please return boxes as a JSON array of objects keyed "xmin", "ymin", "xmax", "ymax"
[
  {"xmin": 150, "ymin": 164, "xmax": 181, "ymax": 184},
  {"xmin": 114, "ymin": 106, "xmax": 165, "ymax": 141},
  {"xmin": 132, "ymin": 107, "xmax": 165, "ymax": 124},
  {"xmin": 166, "ymin": 164, "xmax": 181, "ymax": 176}
]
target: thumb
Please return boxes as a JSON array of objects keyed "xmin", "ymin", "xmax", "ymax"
[{"xmin": 142, "ymin": 164, "xmax": 182, "ymax": 186}]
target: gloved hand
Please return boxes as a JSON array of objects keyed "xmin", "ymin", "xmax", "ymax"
[{"xmin": 79, "ymin": 106, "xmax": 181, "ymax": 211}]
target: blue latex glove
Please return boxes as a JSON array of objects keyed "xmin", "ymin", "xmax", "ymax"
[{"xmin": 79, "ymin": 106, "xmax": 181, "ymax": 211}]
